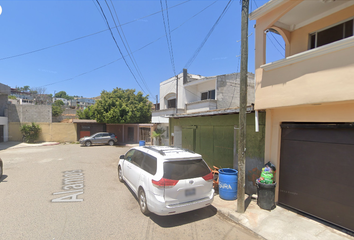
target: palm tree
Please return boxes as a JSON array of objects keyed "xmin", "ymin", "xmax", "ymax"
[{"xmin": 152, "ymin": 128, "xmax": 166, "ymax": 146}]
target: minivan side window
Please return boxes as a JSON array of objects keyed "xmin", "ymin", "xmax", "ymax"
[
  {"xmin": 125, "ymin": 150, "xmax": 135, "ymax": 162},
  {"xmin": 141, "ymin": 154, "xmax": 157, "ymax": 175},
  {"xmin": 131, "ymin": 150, "xmax": 144, "ymax": 167}
]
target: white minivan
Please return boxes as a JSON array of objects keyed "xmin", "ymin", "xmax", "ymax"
[{"xmin": 118, "ymin": 146, "xmax": 214, "ymax": 216}]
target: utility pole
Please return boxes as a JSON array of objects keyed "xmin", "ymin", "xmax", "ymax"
[
  {"xmin": 156, "ymin": 95, "xmax": 158, "ymax": 110},
  {"xmin": 175, "ymin": 75, "xmax": 178, "ymax": 114},
  {"xmin": 237, "ymin": 0, "xmax": 249, "ymax": 213}
]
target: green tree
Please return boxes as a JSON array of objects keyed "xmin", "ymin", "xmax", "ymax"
[
  {"xmin": 55, "ymin": 91, "xmax": 68, "ymax": 99},
  {"xmin": 55, "ymin": 91, "xmax": 74, "ymax": 100},
  {"xmin": 77, "ymin": 106, "xmax": 93, "ymax": 119},
  {"xmin": 23, "ymin": 85, "xmax": 30, "ymax": 92},
  {"xmin": 53, "ymin": 100, "xmax": 64, "ymax": 106},
  {"xmin": 90, "ymin": 88, "xmax": 152, "ymax": 123},
  {"xmin": 8, "ymin": 95, "xmax": 17, "ymax": 100},
  {"xmin": 20, "ymin": 123, "xmax": 41, "ymax": 143},
  {"xmin": 52, "ymin": 100, "xmax": 64, "ymax": 117}
]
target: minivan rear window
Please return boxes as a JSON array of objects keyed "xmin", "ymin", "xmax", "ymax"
[{"xmin": 163, "ymin": 159, "xmax": 210, "ymax": 180}]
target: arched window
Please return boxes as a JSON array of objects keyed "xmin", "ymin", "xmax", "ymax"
[
  {"xmin": 265, "ymin": 28, "xmax": 286, "ymax": 64},
  {"xmin": 165, "ymin": 93, "xmax": 176, "ymax": 109}
]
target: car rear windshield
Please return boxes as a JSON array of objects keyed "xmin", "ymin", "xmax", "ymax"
[{"xmin": 163, "ymin": 159, "xmax": 210, "ymax": 180}]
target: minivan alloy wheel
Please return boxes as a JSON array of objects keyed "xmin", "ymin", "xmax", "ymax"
[
  {"xmin": 118, "ymin": 166, "xmax": 124, "ymax": 183},
  {"xmin": 139, "ymin": 189, "xmax": 150, "ymax": 215}
]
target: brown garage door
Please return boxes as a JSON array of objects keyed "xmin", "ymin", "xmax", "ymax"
[{"xmin": 279, "ymin": 123, "xmax": 354, "ymax": 232}]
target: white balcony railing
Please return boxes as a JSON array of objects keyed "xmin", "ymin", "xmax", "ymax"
[{"xmin": 185, "ymin": 99, "xmax": 217, "ymax": 113}]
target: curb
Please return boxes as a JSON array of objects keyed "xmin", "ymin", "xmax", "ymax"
[
  {"xmin": 216, "ymin": 208, "xmax": 267, "ymax": 240},
  {"xmin": 42, "ymin": 142, "xmax": 61, "ymax": 147}
]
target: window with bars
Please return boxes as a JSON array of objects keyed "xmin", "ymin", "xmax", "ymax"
[
  {"xmin": 309, "ymin": 19, "xmax": 353, "ymax": 49},
  {"xmin": 167, "ymin": 99, "xmax": 176, "ymax": 109},
  {"xmin": 201, "ymin": 90, "xmax": 215, "ymax": 100}
]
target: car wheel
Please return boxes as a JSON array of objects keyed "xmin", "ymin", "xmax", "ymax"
[
  {"xmin": 85, "ymin": 141, "xmax": 92, "ymax": 147},
  {"xmin": 108, "ymin": 140, "xmax": 114, "ymax": 146},
  {"xmin": 118, "ymin": 166, "xmax": 124, "ymax": 183},
  {"xmin": 138, "ymin": 188, "xmax": 150, "ymax": 215},
  {"xmin": 0, "ymin": 164, "xmax": 2, "ymax": 179}
]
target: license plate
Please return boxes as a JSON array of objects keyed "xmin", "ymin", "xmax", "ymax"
[{"xmin": 185, "ymin": 188, "xmax": 196, "ymax": 196}]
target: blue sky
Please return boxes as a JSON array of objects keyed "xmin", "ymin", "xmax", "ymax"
[{"xmin": 0, "ymin": 0, "xmax": 283, "ymax": 101}]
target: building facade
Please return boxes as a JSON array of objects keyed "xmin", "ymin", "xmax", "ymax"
[
  {"xmin": 152, "ymin": 69, "xmax": 255, "ymax": 145},
  {"xmin": 250, "ymin": 0, "xmax": 354, "ymax": 232}
]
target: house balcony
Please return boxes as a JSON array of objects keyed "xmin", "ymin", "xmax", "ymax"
[
  {"xmin": 255, "ymin": 36, "xmax": 354, "ymax": 110},
  {"xmin": 152, "ymin": 108, "xmax": 185, "ymax": 123},
  {"xmin": 185, "ymin": 99, "xmax": 217, "ymax": 113}
]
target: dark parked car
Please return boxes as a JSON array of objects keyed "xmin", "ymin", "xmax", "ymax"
[{"xmin": 79, "ymin": 132, "xmax": 118, "ymax": 147}]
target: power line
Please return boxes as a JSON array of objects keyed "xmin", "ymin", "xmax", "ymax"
[
  {"xmin": 105, "ymin": 0, "xmax": 153, "ymax": 96},
  {"xmin": 40, "ymin": 1, "xmax": 218, "ymax": 90},
  {"xmin": 160, "ymin": 0, "xmax": 176, "ymax": 76},
  {"xmin": 110, "ymin": 0, "xmax": 152, "ymax": 96},
  {"xmin": 183, "ymin": 0, "xmax": 233, "ymax": 71},
  {"xmin": 95, "ymin": 0, "xmax": 146, "ymax": 94},
  {"xmin": 267, "ymin": 32, "xmax": 284, "ymax": 56},
  {"xmin": 0, "ymin": 0, "xmax": 191, "ymax": 62},
  {"xmin": 270, "ymin": 32, "xmax": 285, "ymax": 50}
]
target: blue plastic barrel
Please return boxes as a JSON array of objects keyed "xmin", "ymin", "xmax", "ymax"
[
  {"xmin": 218, "ymin": 168, "xmax": 238, "ymax": 200},
  {"xmin": 139, "ymin": 140, "xmax": 145, "ymax": 146}
]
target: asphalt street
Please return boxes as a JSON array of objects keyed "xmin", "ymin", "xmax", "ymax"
[{"xmin": 0, "ymin": 143, "xmax": 263, "ymax": 240}]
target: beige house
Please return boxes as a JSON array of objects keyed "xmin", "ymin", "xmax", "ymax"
[{"xmin": 250, "ymin": 0, "xmax": 354, "ymax": 232}]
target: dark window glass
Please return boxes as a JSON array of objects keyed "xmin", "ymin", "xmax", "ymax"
[
  {"xmin": 142, "ymin": 154, "xmax": 157, "ymax": 175},
  {"xmin": 125, "ymin": 150, "xmax": 135, "ymax": 162},
  {"xmin": 345, "ymin": 20, "xmax": 353, "ymax": 38},
  {"xmin": 310, "ymin": 33, "xmax": 316, "ymax": 49},
  {"xmin": 317, "ymin": 24, "xmax": 343, "ymax": 48},
  {"xmin": 163, "ymin": 159, "xmax": 210, "ymax": 180},
  {"xmin": 201, "ymin": 92, "xmax": 208, "ymax": 100},
  {"xmin": 132, "ymin": 150, "xmax": 144, "ymax": 167},
  {"xmin": 209, "ymin": 90, "xmax": 215, "ymax": 100},
  {"xmin": 167, "ymin": 99, "xmax": 176, "ymax": 108},
  {"xmin": 310, "ymin": 19, "xmax": 354, "ymax": 49},
  {"xmin": 201, "ymin": 90, "xmax": 215, "ymax": 100}
]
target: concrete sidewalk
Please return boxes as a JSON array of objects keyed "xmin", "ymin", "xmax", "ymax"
[
  {"xmin": 212, "ymin": 193, "xmax": 353, "ymax": 240},
  {"xmin": 0, "ymin": 141, "xmax": 60, "ymax": 151}
]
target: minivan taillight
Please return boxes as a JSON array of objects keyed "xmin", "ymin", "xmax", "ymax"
[
  {"xmin": 152, "ymin": 178, "xmax": 179, "ymax": 188},
  {"xmin": 202, "ymin": 172, "xmax": 213, "ymax": 182}
]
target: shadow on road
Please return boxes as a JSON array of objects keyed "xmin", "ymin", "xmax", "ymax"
[
  {"xmin": 0, "ymin": 174, "xmax": 8, "ymax": 182},
  {"xmin": 0, "ymin": 142, "xmax": 22, "ymax": 151},
  {"xmin": 122, "ymin": 182, "xmax": 217, "ymax": 228},
  {"xmin": 149, "ymin": 205, "xmax": 217, "ymax": 228}
]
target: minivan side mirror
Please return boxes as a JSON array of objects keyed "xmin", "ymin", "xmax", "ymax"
[{"xmin": 120, "ymin": 155, "xmax": 125, "ymax": 159}]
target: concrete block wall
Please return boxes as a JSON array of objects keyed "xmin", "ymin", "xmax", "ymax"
[
  {"xmin": 216, "ymin": 72, "xmax": 255, "ymax": 109},
  {"xmin": 8, "ymin": 104, "xmax": 52, "ymax": 123}
]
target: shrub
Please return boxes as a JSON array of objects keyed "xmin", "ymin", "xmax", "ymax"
[
  {"xmin": 20, "ymin": 123, "xmax": 41, "ymax": 143},
  {"xmin": 52, "ymin": 105, "xmax": 64, "ymax": 117}
]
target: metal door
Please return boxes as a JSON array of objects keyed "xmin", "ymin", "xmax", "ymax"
[
  {"xmin": 128, "ymin": 127, "xmax": 134, "ymax": 142},
  {"xmin": 182, "ymin": 127, "xmax": 195, "ymax": 152},
  {"xmin": 279, "ymin": 123, "xmax": 354, "ymax": 232}
]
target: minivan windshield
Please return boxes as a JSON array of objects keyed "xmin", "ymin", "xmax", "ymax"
[{"xmin": 163, "ymin": 159, "xmax": 210, "ymax": 180}]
